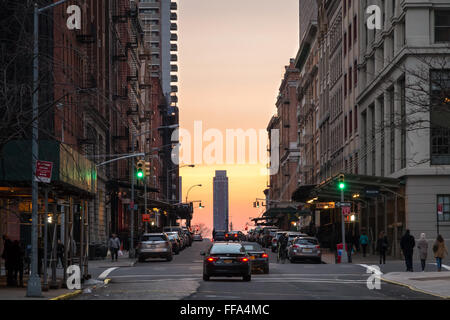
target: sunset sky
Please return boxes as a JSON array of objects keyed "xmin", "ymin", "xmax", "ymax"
[{"xmin": 178, "ymin": 0, "xmax": 299, "ymax": 232}]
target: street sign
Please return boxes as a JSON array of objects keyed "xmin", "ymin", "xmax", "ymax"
[
  {"xmin": 316, "ymin": 202, "xmax": 336, "ymax": 209},
  {"xmin": 438, "ymin": 203, "xmax": 443, "ymax": 215},
  {"xmin": 365, "ymin": 187, "xmax": 380, "ymax": 197},
  {"xmin": 342, "ymin": 207, "xmax": 351, "ymax": 216},
  {"xmin": 35, "ymin": 160, "xmax": 53, "ymax": 183},
  {"xmin": 336, "ymin": 202, "xmax": 352, "ymax": 208}
]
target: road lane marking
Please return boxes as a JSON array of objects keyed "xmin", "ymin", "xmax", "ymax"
[
  {"xmin": 98, "ymin": 267, "xmax": 119, "ymax": 280},
  {"xmin": 358, "ymin": 264, "xmax": 384, "ymax": 275},
  {"xmin": 430, "ymin": 263, "xmax": 450, "ymax": 271}
]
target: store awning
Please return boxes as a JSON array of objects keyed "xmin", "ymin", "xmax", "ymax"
[
  {"xmin": 0, "ymin": 140, "xmax": 97, "ymax": 195},
  {"xmin": 291, "ymin": 184, "xmax": 317, "ymax": 203},
  {"xmin": 292, "ymin": 173, "xmax": 402, "ymax": 203}
]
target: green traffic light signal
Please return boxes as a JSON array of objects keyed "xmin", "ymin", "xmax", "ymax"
[
  {"xmin": 339, "ymin": 182, "xmax": 345, "ymax": 190},
  {"xmin": 137, "ymin": 170, "xmax": 144, "ymax": 179}
]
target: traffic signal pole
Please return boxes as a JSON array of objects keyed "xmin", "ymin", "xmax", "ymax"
[{"xmin": 341, "ymin": 187, "xmax": 348, "ymax": 263}]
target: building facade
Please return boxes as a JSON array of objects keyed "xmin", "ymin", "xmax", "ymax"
[{"xmin": 213, "ymin": 170, "xmax": 229, "ymax": 232}]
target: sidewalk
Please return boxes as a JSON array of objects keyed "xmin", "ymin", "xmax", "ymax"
[
  {"xmin": 88, "ymin": 250, "xmax": 137, "ymax": 269},
  {"xmin": 382, "ymin": 271, "xmax": 450, "ymax": 299},
  {"xmin": 0, "ymin": 252, "xmax": 135, "ymax": 300},
  {"xmin": 321, "ymin": 250, "xmax": 402, "ymax": 265}
]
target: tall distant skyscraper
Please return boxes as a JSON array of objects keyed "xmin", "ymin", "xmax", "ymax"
[
  {"xmin": 138, "ymin": 0, "xmax": 178, "ymax": 105},
  {"xmin": 213, "ymin": 171, "xmax": 229, "ymax": 232}
]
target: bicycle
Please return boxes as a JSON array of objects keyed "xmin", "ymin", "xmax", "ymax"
[{"xmin": 277, "ymin": 246, "xmax": 288, "ymax": 264}]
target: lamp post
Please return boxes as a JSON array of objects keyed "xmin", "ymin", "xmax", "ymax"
[
  {"xmin": 29, "ymin": 0, "xmax": 73, "ymax": 298},
  {"xmin": 129, "ymin": 125, "xmax": 179, "ymax": 258}
]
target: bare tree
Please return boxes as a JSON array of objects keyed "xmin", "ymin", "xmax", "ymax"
[{"xmin": 191, "ymin": 223, "xmax": 211, "ymax": 238}]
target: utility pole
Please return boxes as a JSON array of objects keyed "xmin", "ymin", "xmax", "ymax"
[{"xmin": 339, "ymin": 174, "xmax": 348, "ymax": 263}]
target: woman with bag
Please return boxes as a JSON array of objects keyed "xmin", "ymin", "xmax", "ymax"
[
  {"xmin": 376, "ymin": 231, "xmax": 389, "ymax": 265},
  {"xmin": 433, "ymin": 235, "xmax": 448, "ymax": 272},
  {"xmin": 417, "ymin": 233, "xmax": 428, "ymax": 272}
]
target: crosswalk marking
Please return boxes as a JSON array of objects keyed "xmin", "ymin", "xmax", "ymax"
[{"xmin": 98, "ymin": 267, "xmax": 119, "ymax": 280}]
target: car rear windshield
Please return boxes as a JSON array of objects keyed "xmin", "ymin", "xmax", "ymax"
[
  {"xmin": 215, "ymin": 232, "xmax": 225, "ymax": 236},
  {"xmin": 210, "ymin": 244, "xmax": 244, "ymax": 254},
  {"xmin": 295, "ymin": 238, "xmax": 318, "ymax": 245},
  {"xmin": 243, "ymin": 243, "xmax": 262, "ymax": 251},
  {"xmin": 141, "ymin": 235, "xmax": 167, "ymax": 242}
]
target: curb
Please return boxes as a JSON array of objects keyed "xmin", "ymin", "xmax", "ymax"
[
  {"xmin": 50, "ymin": 290, "xmax": 83, "ymax": 300},
  {"xmin": 381, "ymin": 276, "xmax": 450, "ymax": 300}
]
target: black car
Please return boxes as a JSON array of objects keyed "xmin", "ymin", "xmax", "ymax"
[
  {"xmin": 201, "ymin": 242, "xmax": 252, "ymax": 281},
  {"xmin": 242, "ymin": 242, "xmax": 269, "ymax": 274},
  {"xmin": 213, "ymin": 230, "xmax": 227, "ymax": 241},
  {"xmin": 225, "ymin": 231, "xmax": 245, "ymax": 242}
]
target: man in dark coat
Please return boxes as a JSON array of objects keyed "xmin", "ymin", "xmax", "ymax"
[
  {"xmin": 400, "ymin": 230, "xmax": 415, "ymax": 272},
  {"xmin": 2, "ymin": 235, "xmax": 15, "ymax": 286}
]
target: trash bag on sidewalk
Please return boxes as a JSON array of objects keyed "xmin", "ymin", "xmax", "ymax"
[{"xmin": 118, "ymin": 250, "xmax": 123, "ymax": 257}]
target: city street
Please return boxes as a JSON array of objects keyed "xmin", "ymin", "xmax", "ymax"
[{"xmin": 75, "ymin": 240, "xmax": 439, "ymax": 300}]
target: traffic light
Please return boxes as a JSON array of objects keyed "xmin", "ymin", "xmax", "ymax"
[
  {"xmin": 338, "ymin": 174, "xmax": 346, "ymax": 190},
  {"xmin": 145, "ymin": 161, "xmax": 151, "ymax": 177},
  {"xmin": 199, "ymin": 202, "xmax": 203, "ymax": 209},
  {"xmin": 136, "ymin": 160, "xmax": 145, "ymax": 179}
]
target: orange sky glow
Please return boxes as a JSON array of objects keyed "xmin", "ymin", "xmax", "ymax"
[{"xmin": 178, "ymin": 0, "xmax": 299, "ymax": 232}]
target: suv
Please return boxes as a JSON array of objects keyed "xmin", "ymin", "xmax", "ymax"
[
  {"xmin": 213, "ymin": 230, "xmax": 227, "ymax": 241},
  {"xmin": 225, "ymin": 231, "xmax": 245, "ymax": 242},
  {"xmin": 137, "ymin": 233, "xmax": 173, "ymax": 262}
]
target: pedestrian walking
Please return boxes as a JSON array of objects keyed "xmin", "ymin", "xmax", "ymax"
[
  {"xmin": 433, "ymin": 235, "xmax": 448, "ymax": 272},
  {"xmin": 417, "ymin": 233, "xmax": 428, "ymax": 272},
  {"xmin": 400, "ymin": 230, "xmax": 415, "ymax": 272},
  {"xmin": 2, "ymin": 235, "xmax": 15, "ymax": 286},
  {"xmin": 360, "ymin": 232, "xmax": 369, "ymax": 257},
  {"xmin": 346, "ymin": 232, "xmax": 354, "ymax": 263},
  {"xmin": 376, "ymin": 231, "xmax": 389, "ymax": 265},
  {"xmin": 109, "ymin": 234, "xmax": 121, "ymax": 262},
  {"xmin": 56, "ymin": 239, "xmax": 65, "ymax": 268},
  {"xmin": 11, "ymin": 241, "xmax": 24, "ymax": 287}
]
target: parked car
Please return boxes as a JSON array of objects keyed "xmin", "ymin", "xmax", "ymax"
[
  {"xmin": 286, "ymin": 231, "xmax": 309, "ymax": 243},
  {"xmin": 225, "ymin": 231, "xmax": 245, "ymax": 242},
  {"xmin": 181, "ymin": 228, "xmax": 193, "ymax": 247},
  {"xmin": 261, "ymin": 227, "xmax": 279, "ymax": 248},
  {"xmin": 213, "ymin": 230, "xmax": 227, "ymax": 241},
  {"xmin": 242, "ymin": 242, "xmax": 269, "ymax": 274},
  {"xmin": 137, "ymin": 233, "xmax": 173, "ymax": 262},
  {"xmin": 287, "ymin": 236, "xmax": 322, "ymax": 263},
  {"xmin": 201, "ymin": 242, "xmax": 252, "ymax": 281},
  {"xmin": 166, "ymin": 232, "xmax": 181, "ymax": 254},
  {"xmin": 193, "ymin": 233, "xmax": 203, "ymax": 241}
]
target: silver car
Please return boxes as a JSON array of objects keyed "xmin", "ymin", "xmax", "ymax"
[
  {"xmin": 137, "ymin": 233, "xmax": 173, "ymax": 262},
  {"xmin": 288, "ymin": 236, "xmax": 321, "ymax": 263}
]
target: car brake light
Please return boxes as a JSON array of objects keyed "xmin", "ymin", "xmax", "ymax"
[
  {"xmin": 240, "ymin": 257, "xmax": 249, "ymax": 262},
  {"xmin": 293, "ymin": 244, "xmax": 300, "ymax": 248},
  {"xmin": 261, "ymin": 253, "xmax": 268, "ymax": 258},
  {"xmin": 316, "ymin": 245, "xmax": 320, "ymax": 249},
  {"xmin": 272, "ymin": 239, "xmax": 277, "ymax": 243},
  {"xmin": 207, "ymin": 257, "xmax": 218, "ymax": 262},
  {"xmin": 234, "ymin": 234, "xmax": 237, "ymax": 237}
]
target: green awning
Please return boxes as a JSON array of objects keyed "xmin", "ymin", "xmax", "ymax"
[{"xmin": 0, "ymin": 140, "xmax": 97, "ymax": 194}]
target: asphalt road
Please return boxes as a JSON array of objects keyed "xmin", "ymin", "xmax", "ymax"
[{"xmin": 75, "ymin": 239, "xmax": 439, "ymax": 300}]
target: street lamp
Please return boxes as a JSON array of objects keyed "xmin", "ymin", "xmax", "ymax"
[
  {"xmin": 186, "ymin": 184, "xmax": 202, "ymax": 204},
  {"xmin": 29, "ymin": 0, "xmax": 75, "ymax": 298}
]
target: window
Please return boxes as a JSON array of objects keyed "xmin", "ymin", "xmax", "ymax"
[
  {"xmin": 344, "ymin": 32, "xmax": 347, "ymax": 56},
  {"xmin": 437, "ymin": 195, "xmax": 450, "ymax": 222},
  {"xmin": 354, "ymin": 15, "xmax": 357, "ymax": 41},
  {"xmin": 349, "ymin": 24, "xmax": 352, "ymax": 50},
  {"xmin": 354, "ymin": 60, "xmax": 358, "ymax": 87},
  {"xmin": 349, "ymin": 110, "xmax": 353, "ymax": 135},
  {"xmin": 344, "ymin": 74, "xmax": 347, "ymax": 97},
  {"xmin": 430, "ymin": 70, "xmax": 450, "ymax": 165},
  {"xmin": 435, "ymin": 11, "xmax": 450, "ymax": 42},
  {"xmin": 349, "ymin": 67, "xmax": 352, "ymax": 93}
]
